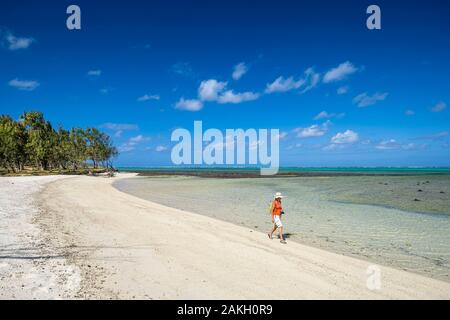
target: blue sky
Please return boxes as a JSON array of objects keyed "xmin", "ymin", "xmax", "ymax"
[{"xmin": 1, "ymin": 0, "xmax": 449, "ymax": 167}]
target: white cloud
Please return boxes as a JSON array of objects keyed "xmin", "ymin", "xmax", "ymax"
[
  {"xmin": 300, "ymin": 68, "xmax": 320, "ymax": 94},
  {"xmin": 294, "ymin": 121, "xmax": 331, "ymax": 138},
  {"xmin": 3, "ymin": 32, "xmax": 35, "ymax": 50},
  {"xmin": 198, "ymin": 79, "xmax": 227, "ymax": 101},
  {"xmin": 431, "ymin": 101, "xmax": 447, "ymax": 113},
  {"xmin": 273, "ymin": 132, "xmax": 288, "ymax": 141},
  {"xmin": 323, "ymin": 130, "xmax": 359, "ymax": 151},
  {"xmin": 375, "ymin": 139, "xmax": 400, "ymax": 150},
  {"xmin": 313, "ymin": 111, "xmax": 345, "ymax": 120},
  {"xmin": 416, "ymin": 131, "xmax": 449, "ymax": 141},
  {"xmin": 197, "ymin": 79, "xmax": 259, "ymax": 104},
  {"xmin": 286, "ymin": 143, "xmax": 303, "ymax": 150},
  {"xmin": 100, "ymin": 123, "xmax": 139, "ymax": 131},
  {"xmin": 171, "ymin": 62, "xmax": 194, "ymax": 77},
  {"xmin": 353, "ymin": 92, "xmax": 388, "ymax": 107},
  {"xmin": 405, "ymin": 109, "xmax": 415, "ymax": 116},
  {"xmin": 175, "ymin": 98, "xmax": 203, "ymax": 111},
  {"xmin": 330, "ymin": 130, "xmax": 359, "ymax": 144},
  {"xmin": 155, "ymin": 145, "xmax": 167, "ymax": 152},
  {"xmin": 232, "ymin": 62, "xmax": 248, "ymax": 80},
  {"xmin": 100, "ymin": 122, "xmax": 138, "ymax": 137},
  {"xmin": 217, "ymin": 90, "xmax": 259, "ymax": 104},
  {"xmin": 118, "ymin": 145, "xmax": 135, "ymax": 153},
  {"xmin": 278, "ymin": 132, "xmax": 288, "ymax": 140},
  {"xmin": 87, "ymin": 70, "xmax": 102, "ymax": 77},
  {"xmin": 431, "ymin": 131, "xmax": 449, "ymax": 139},
  {"xmin": 314, "ymin": 111, "xmax": 329, "ymax": 120},
  {"xmin": 265, "ymin": 67, "xmax": 320, "ymax": 94},
  {"xmin": 118, "ymin": 135, "xmax": 150, "ymax": 153},
  {"xmin": 137, "ymin": 94, "xmax": 160, "ymax": 102},
  {"xmin": 8, "ymin": 78, "xmax": 40, "ymax": 91},
  {"xmin": 323, "ymin": 143, "xmax": 345, "ymax": 151},
  {"xmin": 375, "ymin": 139, "xmax": 427, "ymax": 151},
  {"xmin": 337, "ymin": 86, "xmax": 349, "ymax": 95},
  {"xmin": 100, "ymin": 88, "xmax": 113, "ymax": 95},
  {"xmin": 128, "ymin": 135, "xmax": 149, "ymax": 143},
  {"xmin": 176, "ymin": 78, "xmax": 259, "ymax": 111},
  {"xmin": 265, "ymin": 76, "xmax": 304, "ymax": 94},
  {"xmin": 323, "ymin": 61, "xmax": 358, "ymax": 83},
  {"xmin": 402, "ymin": 143, "xmax": 427, "ymax": 150}
]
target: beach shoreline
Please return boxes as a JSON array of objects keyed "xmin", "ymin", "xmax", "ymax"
[
  {"xmin": 135, "ymin": 171, "xmax": 411, "ymax": 178},
  {"xmin": 1, "ymin": 174, "xmax": 450, "ymax": 299},
  {"xmin": 124, "ymin": 168, "xmax": 450, "ymax": 179}
]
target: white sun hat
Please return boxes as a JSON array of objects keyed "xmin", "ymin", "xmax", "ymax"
[{"xmin": 274, "ymin": 192, "xmax": 284, "ymax": 199}]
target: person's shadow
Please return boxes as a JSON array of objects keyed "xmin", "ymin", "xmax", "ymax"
[{"xmin": 280, "ymin": 233, "xmax": 295, "ymax": 239}]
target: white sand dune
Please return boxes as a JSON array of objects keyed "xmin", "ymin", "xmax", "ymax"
[{"xmin": 1, "ymin": 174, "xmax": 450, "ymax": 299}]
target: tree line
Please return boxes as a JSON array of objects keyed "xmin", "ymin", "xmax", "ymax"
[{"xmin": 0, "ymin": 111, "xmax": 118, "ymax": 173}]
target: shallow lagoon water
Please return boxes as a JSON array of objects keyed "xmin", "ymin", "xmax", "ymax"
[{"xmin": 114, "ymin": 175, "xmax": 450, "ymax": 282}]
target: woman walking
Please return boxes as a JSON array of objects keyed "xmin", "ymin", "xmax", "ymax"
[{"xmin": 268, "ymin": 192, "xmax": 287, "ymax": 244}]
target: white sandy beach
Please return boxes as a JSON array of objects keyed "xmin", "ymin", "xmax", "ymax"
[
  {"xmin": 1, "ymin": 173, "xmax": 450, "ymax": 299},
  {"xmin": 0, "ymin": 175, "xmax": 81, "ymax": 299}
]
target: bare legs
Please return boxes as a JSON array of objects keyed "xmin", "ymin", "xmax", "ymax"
[
  {"xmin": 268, "ymin": 224, "xmax": 284, "ymax": 242},
  {"xmin": 279, "ymin": 226, "xmax": 284, "ymax": 241},
  {"xmin": 268, "ymin": 223, "xmax": 276, "ymax": 239}
]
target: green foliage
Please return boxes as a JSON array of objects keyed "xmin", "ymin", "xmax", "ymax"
[
  {"xmin": 0, "ymin": 115, "xmax": 27, "ymax": 172},
  {"xmin": 85, "ymin": 128, "xmax": 118, "ymax": 168},
  {"xmin": 0, "ymin": 111, "xmax": 118, "ymax": 173}
]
